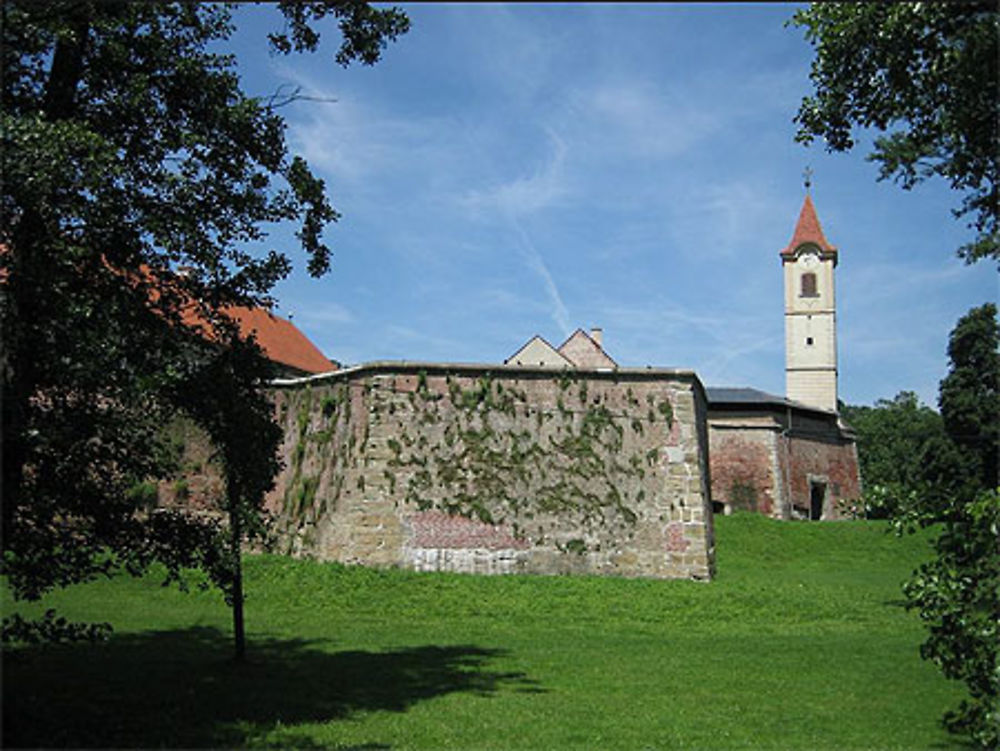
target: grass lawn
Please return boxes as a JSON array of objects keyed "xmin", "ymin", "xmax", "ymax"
[{"xmin": 2, "ymin": 513, "xmax": 966, "ymax": 749}]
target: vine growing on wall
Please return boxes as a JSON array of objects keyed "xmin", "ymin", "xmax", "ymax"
[
  {"xmin": 277, "ymin": 381, "xmax": 359, "ymax": 553},
  {"xmin": 386, "ymin": 373, "xmax": 670, "ymax": 552}
]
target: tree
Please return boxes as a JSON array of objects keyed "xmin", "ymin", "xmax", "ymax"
[
  {"xmin": 904, "ymin": 489, "xmax": 999, "ymax": 748},
  {"xmin": 172, "ymin": 331, "xmax": 285, "ymax": 661},
  {"xmin": 938, "ymin": 303, "xmax": 1000, "ymax": 491},
  {"xmin": 1, "ymin": 1, "xmax": 408, "ymax": 656},
  {"xmin": 791, "ymin": 3, "xmax": 998, "ymax": 262},
  {"xmin": 840, "ymin": 391, "xmax": 978, "ymax": 520},
  {"xmin": 899, "ymin": 304, "xmax": 999, "ymax": 748},
  {"xmin": 841, "ymin": 392, "xmax": 950, "ymax": 516}
]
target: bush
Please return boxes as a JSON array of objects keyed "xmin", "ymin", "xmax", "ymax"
[
  {"xmin": 126, "ymin": 481, "xmax": 159, "ymax": 510},
  {"xmin": 904, "ymin": 489, "xmax": 1000, "ymax": 748}
]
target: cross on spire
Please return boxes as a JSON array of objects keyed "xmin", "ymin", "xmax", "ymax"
[{"xmin": 803, "ymin": 166, "xmax": 814, "ymax": 193}]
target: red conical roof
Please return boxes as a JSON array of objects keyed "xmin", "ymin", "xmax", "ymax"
[{"xmin": 780, "ymin": 194, "xmax": 837, "ymax": 259}]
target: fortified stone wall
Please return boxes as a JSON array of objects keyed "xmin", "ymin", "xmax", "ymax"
[{"xmin": 264, "ymin": 362, "xmax": 715, "ymax": 580}]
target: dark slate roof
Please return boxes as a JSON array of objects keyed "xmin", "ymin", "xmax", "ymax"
[{"xmin": 706, "ymin": 387, "xmax": 823, "ymax": 413}]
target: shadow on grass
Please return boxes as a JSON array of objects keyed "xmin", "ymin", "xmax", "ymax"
[{"xmin": 3, "ymin": 626, "xmax": 541, "ymax": 749}]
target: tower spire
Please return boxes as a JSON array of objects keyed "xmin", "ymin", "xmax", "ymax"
[{"xmin": 780, "ymin": 193, "xmax": 837, "ymax": 262}]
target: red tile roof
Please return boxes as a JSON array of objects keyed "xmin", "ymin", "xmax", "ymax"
[
  {"xmin": 780, "ymin": 195, "xmax": 837, "ymax": 259},
  {"xmin": 1, "ymin": 250, "xmax": 334, "ymax": 375},
  {"xmin": 143, "ymin": 265, "xmax": 334, "ymax": 376},
  {"xmin": 224, "ymin": 306, "xmax": 334, "ymax": 375}
]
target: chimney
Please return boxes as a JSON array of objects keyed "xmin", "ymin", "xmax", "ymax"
[{"xmin": 590, "ymin": 327, "xmax": 603, "ymax": 349}]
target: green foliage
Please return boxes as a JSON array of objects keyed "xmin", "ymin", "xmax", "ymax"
[
  {"xmin": 863, "ymin": 304, "xmax": 1000, "ymax": 747},
  {"xmin": 174, "ymin": 337, "xmax": 285, "ymax": 657},
  {"xmin": 0, "ymin": 1, "xmax": 408, "ymax": 652},
  {"xmin": 656, "ymin": 399, "xmax": 673, "ymax": 425},
  {"xmin": 904, "ymin": 490, "xmax": 1000, "ymax": 748},
  {"xmin": 268, "ymin": 0, "xmax": 409, "ymax": 66},
  {"xmin": 1, "ymin": 609, "xmax": 110, "ymax": 646},
  {"xmin": 938, "ymin": 303, "xmax": 999, "ymax": 491},
  {"xmin": 125, "ymin": 481, "xmax": 160, "ymax": 510},
  {"xmin": 561, "ymin": 538, "xmax": 588, "ymax": 555},
  {"xmin": 841, "ymin": 391, "xmax": 959, "ymax": 518},
  {"xmin": 320, "ymin": 394, "xmax": 338, "ymax": 418},
  {"xmin": 729, "ymin": 481, "xmax": 757, "ymax": 513},
  {"xmin": 791, "ymin": 3, "xmax": 998, "ymax": 262}
]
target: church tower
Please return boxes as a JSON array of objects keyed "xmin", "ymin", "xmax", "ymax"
[{"xmin": 780, "ymin": 193, "xmax": 839, "ymax": 413}]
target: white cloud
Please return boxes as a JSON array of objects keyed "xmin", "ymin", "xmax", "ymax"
[
  {"xmin": 291, "ymin": 103, "xmax": 467, "ymax": 197},
  {"xmin": 664, "ymin": 178, "xmax": 790, "ymax": 260},
  {"xmin": 843, "ymin": 261, "xmax": 967, "ymax": 305},
  {"xmin": 460, "ymin": 128, "xmax": 570, "ymax": 217},
  {"xmin": 569, "ymin": 80, "xmax": 720, "ymax": 159},
  {"xmin": 292, "ymin": 301, "xmax": 354, "ymax": 326},
  {"xmin": 514, "ymin": 224, "xmax": 571, "ymax": 336},
  {"xmin": 383, "ymin": 324, "xmax": 466, "ymax": 360},
  {"xmin": 274, "ymin": 63, "xmax": 469, "ymax": 198}
]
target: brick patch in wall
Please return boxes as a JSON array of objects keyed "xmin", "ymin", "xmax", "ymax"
[
  {"xmin": 666, "ymin": 521, "xmax": 691, "ymax": 552},
  {"xmin": 407, "ymin": 510, "xmax": 530, "ymax": 550}
]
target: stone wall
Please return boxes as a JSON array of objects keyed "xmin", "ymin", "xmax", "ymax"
[{"xmin": 265, "ymin": 362, "xmax": 715, "ymax": 580}]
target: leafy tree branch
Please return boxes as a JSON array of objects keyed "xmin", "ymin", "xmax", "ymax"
[{"xmin": 791, "ymin": 3, "xmax": 998, "ymax": 262}]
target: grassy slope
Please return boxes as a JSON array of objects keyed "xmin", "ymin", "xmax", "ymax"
[{"xmin": 2, "ymin": 514, "xmax": 964, "ymax": 749}]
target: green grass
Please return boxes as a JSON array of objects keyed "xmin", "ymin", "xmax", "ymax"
[{"xmin": 2, "ymin": 514, "xmax": 967, "ymax": 749}]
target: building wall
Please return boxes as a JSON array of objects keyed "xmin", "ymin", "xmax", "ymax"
[
  {"xmin": 505, "ymin": 337, "xmax": 572, "ymax": 368},
  {"xmin": 265, "ymin": 363, "xmax": 715, "ymax": 580},
  {"xmin": 708, "ymin": 422, "xmax": 780, "ymax": 517},
  {"xmin": 785, "ymin": 313, "xmax": 837, "ymax": 369},
  {"xmin": 784, "ymin": 366, "xmax": 838, "ymax": 417},
  {"xmin": 557, "ymin": 330, "xmax": 616, "ymax": 369},
  {"xmin": 707, "ymin": 409, "xmax": 860, "ymax": 520},
  {"xmin": 779, "ymin": 430, "xmax": 861, "ymax": 519}
]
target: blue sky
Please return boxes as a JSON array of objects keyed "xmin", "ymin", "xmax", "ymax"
[{"xmin": 229, "ymin": 3, "xmax": 996, "ymax": 408}]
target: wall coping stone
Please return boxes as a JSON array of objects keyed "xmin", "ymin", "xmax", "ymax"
[{"xmin": 272, "ymin": 360, "xmax": 707, "ymax": 400}]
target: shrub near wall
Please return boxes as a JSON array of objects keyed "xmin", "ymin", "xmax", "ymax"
[{"xmin": 266, "ymin": 363, "xmax": 715, "ymax": 580}]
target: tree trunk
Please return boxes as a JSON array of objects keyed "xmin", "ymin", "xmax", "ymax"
[
  {"xmin": 3, "ymin": 11, "xmax": 90, "ymax": 551},
  {"xmin": 230, "ymin": 498, "xmax": 246, "ymax": 661}
]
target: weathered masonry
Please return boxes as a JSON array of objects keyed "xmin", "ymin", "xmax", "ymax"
[
  {"xmin": 706, "ymin": 387, "xmax": 860, "ymax": 520},
  {"xmin": 265, "ymin": 362, "xmax": 715, "ymax": 580}
]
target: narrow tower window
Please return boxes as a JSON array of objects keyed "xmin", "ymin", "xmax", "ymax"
[{"xmin": 800, "ymin": 272, "xmax": 818, "ymax": 297}]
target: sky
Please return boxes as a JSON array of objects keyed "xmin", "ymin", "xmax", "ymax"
[{"xmin": 227, "ymin": 3, "xmax": 996, "ymax": 409}]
